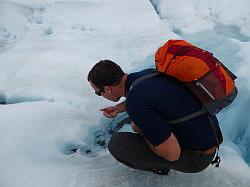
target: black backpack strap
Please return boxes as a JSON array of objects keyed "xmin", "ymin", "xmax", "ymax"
[
  {"xmin": 168, "ymin": 111, "xmax": 222, "ymax": 167},
  {"xmin": 207, "ymin": 114, "xmax": 223, "ymax": 167},
  {"xmin": 166, "ymin": 108, "xmax": 207, "ymax": 124},
  {"xmin": 126, "ymin": 71, "xmax": 160, "ymax": 96}
]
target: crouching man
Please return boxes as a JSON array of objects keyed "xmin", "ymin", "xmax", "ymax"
[{"xmin": 87, "ymin": 60, "xmax": 221, "ymax": 175}]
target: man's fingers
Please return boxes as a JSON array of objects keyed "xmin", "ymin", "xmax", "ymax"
[
  {"xmin": 103, "ymin": 111, "xmax": 115, "ymax": 118},
  {"xmin": 103, "ymin": 111, "xmax": 111, "ymax": 117},
  {"xmin": 100, "ymin": 107, "xmax": 112, "ymax": 112},
  {"xmin": 100, "ymin": 107, "xmax": 117, "ymax": 118},
  {"xmin": 104, "ymin": 113, "xmax": 112, "ymax": 118}
]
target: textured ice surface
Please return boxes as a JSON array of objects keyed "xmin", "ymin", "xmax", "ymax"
[{"xmin": 0, "ymin": 0, "xmax": 249, "ymax": 186}]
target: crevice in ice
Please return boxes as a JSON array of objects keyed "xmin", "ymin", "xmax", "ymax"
[
  {"xmin": 149, "ymin": 0, "xmax": 161, "ymax": 16},
  {"xmin": 59, "ymin": 142, "xmax": 91, "ymax": 155},
  {"xmin": 149, "ymin": 1, "xmax": 250, "ymax": 43},
  {"xmin": 0, "ymin": 95, "xmax": 54, "ymax": 105},
  {"xmin": 60, "ymin": 113, "xmax": 132, "ymax": 156},
  {"xmin": 230, "ymin": 97, "xmax": 250, "ymax": 165},
  {"xmin": 214, "ymin": 23, "xmax": 250, "ymax": 42},
  {"xmin": 0, "ymin": 95, "xmax": 6, "ymax": 105},
  {"xmin": 43, "ymin": 27, "xmax": 54, "ymax": 35}
]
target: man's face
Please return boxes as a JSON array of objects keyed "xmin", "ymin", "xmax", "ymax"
[{"xmin": 90, "ymin": 82, "xmax": 121, "ymax": 102}]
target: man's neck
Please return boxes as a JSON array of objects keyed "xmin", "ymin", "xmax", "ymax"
[{"xmin": 119, "ymin": 74, "xmax": 128, "ymax": 97}]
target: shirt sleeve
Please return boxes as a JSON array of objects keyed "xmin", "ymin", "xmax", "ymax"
[{"xmin": 126, "ymin": 88, "xmax": 172, "ymax": 146}]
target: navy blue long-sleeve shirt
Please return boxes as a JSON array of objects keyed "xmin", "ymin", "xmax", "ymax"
[{"xmin": 125, "ymin": 69, "xmax": 219, "ymax": 150}]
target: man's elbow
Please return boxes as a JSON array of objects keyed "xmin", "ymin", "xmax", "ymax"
[
  {"xmin": 164, "ymin": 150, "xmax": 181, "ymax": 161},
  {"xmin": 153, "ymin": 146, "xmax": 181, "ymax": 161},
  {"xmin": 153, "ymin": 133, "xmax": 181, "ymax": 161}
]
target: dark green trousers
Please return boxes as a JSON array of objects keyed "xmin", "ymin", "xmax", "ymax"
[{"xmin": 108, "ymin": 132, "xmax": 215, "ymax": 173}]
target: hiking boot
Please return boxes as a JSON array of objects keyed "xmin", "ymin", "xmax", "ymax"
[{"xmin": 151, "ymin": 168, "xmax": 170, "ymax": 175}]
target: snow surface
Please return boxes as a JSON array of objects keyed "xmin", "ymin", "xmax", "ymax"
[{"xmin": 0, "ymin": 0, "xmax": 249, "ymax": 186}]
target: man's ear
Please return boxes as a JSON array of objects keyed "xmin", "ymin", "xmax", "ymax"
[{"xmin": 104, "ymin": 86, "xmax": 112, "ymax": 93}]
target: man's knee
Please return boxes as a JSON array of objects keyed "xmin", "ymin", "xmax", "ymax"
[
  {"xmin": 108, "ymin": 132, "xmax": 133, "ymax": 155},
  {"xmin": 108, "ymin": 132, "xmax": 122, "ymax": 155},
  {"xmin": 108, "ymin": 132, "xmax": 139, "ymax": 168}
]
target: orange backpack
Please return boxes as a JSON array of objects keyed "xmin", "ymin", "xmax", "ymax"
[{"xmin": 155, "ymin": 39, "xmax": 238, "ymax": 115}]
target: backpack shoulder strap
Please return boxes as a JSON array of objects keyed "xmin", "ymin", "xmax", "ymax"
[{"xmin": 126, "ymin": 70, "xmax": 160, "ymax": 96}]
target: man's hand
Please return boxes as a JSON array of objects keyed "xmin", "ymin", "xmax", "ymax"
[
  {"xmin": 100, "ymin": 101, "xmax": 126, "ymax": 118},
  {"xmin": 100, "ymin": 106, "xmax": 119, "ymax": 118}
]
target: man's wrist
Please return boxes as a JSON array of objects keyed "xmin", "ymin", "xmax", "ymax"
[{"xmin": 114, "ymin": 105, "xmax": 121, "ymax": 113}]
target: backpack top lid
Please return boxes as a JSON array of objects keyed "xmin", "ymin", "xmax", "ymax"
[
  {"xmin": 155, "ymin": 40, "xmax": 212, "ymax": 82},
  {"xmin": 154, "ymin": 39, "xmax": 235, "ymax": 95}
]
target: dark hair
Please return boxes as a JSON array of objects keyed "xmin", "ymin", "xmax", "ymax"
[{"xmin": 87, "ymin": 60, "xmax": 125, "ymax": 89}]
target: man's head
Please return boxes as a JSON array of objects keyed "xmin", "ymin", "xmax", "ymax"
[{"xmin": 87, "ymin": 60, "xmax": 126, "ymax": 102}]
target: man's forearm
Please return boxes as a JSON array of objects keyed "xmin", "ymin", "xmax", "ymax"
[{"xmin": 115, "ymin": 101, "xmax": 126, "ymax": 113}]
